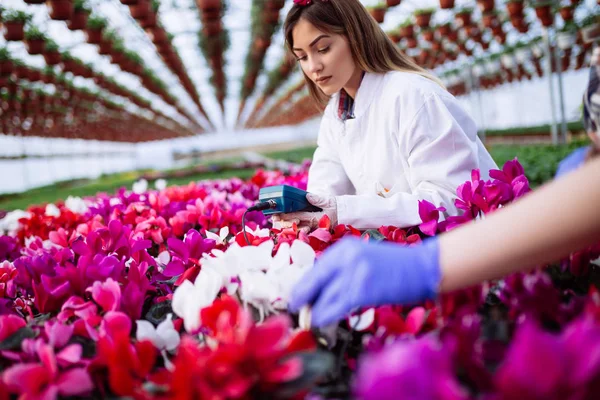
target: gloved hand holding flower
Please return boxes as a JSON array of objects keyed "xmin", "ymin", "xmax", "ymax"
[{"xmin": 272, "ymin": 193, "xmax": 338, "ymax": 231}]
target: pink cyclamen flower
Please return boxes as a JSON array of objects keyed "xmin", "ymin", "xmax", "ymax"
[
  {"xmin": 89, "ymin": 277, "xmax": 122, "ymax": 313},
  {"xmin": 418, "ymin": 200, "xmax": 446, "ymax": 236},
  {"xmin": 355, "ymin": 336, "xmax": 469, "ymax": 400},
  {"xmin": 2, "ymin": 341, "xmax": 92, "ymax": 399},
  {"xmin": 294, "ymin": 0, "xmax": 312, "ymax": 5},
  {"xmin": 495, "ymin": 317, "xmax": 600, "ymax": 400}
]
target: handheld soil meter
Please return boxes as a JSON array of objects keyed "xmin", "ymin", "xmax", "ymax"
[
  {"xmin": 256, "ymin": 185, "xmax": 322, "ymax": 215},
  {"xmin": 242, "ymin": 185, "xmax": 322, "ymax": 245}
]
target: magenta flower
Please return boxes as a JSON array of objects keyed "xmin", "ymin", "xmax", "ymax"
[
  {"xmin": 89, "ymin": 278, "xmax": 121, "ymax": 313},
  {"xmin": 455, "ymin": 169, "xmax": 488, "ymax": 217},
  {"xmin": 164, "ymin": 229, "xmax": 216, "ymax": 277},
  {"xmin": 495, "ymin": 317, "xmax": 600, "ymax": 400},
  {"xmin": 2, "ymin": 341, "xmax": 92, "ymax": 399},
  {"xmin": 418, "ymin": 200, "xmax": 446, "ymax": 236},
  {"xmin": 354, "ymin": 336, "xmax": 469, "ymax": 400},
  {"xmin": 0, "ymin": 235, "xmax": 20, "ymax": 262},
  {"xmin": 489, "ymin": 158, "xmax": 525, "ymax": 184},
  {"xmin": 44, "ymin": 321, "xmax": 74, "ymax": 350},
  {"xmin": 0, "ymin": 314, "xmax": 26, "ymax": 342},
  {"xmin": 120, "ymin": 261, "xmax": 152, "ymax": 320}
]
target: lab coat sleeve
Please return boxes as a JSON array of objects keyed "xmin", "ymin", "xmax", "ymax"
[
  {"xmin": 306, "ymin": 116, "xmax": 355, "ymax": 196},
  {"xmin": 336, "ymin": 93, "xmax": 487, "ymax": 230}
]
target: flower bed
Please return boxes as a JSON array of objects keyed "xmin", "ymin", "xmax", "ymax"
[{"xmin": 0, "ymin": 159, "xmax": 599, "ymax": 399}]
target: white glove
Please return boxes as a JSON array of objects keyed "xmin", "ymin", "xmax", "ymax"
[{"xmin": 272, "ymin": 193, "xmax": 338, "ymax": 231}]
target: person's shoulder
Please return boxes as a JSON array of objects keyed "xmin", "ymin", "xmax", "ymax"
[{"xmin": 380, "ymin": 70, "xmax": 449, "ymax": 102}]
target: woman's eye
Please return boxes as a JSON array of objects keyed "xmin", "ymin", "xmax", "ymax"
[
  {"xmin": 296, "ymin": 56, "xmax": 307, "ymax": 62},
  {"xmin": 318, "ymin": 47, "xmax": 330, "ymax": 54}
]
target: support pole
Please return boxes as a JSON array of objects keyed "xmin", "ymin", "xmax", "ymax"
[
  {"xmin": 542, "ymin": 27, "xmax": 559, "ymax": 145},
  {"xmin": 554, "ymin": 42, "xmax": 568, "ymax": 144}
]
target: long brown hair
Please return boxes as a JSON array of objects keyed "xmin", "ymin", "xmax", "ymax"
[{"xmin": 284, "ymin": 0, "xmax": 443, "ymax": 108}]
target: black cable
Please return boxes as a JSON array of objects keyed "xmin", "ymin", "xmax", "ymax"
[{"xmin": 242, "ymin": 200, "xmax": 277, "ymax": 246}]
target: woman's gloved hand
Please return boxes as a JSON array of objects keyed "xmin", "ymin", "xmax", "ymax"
[
  {"xmin": 288, "ymin": 237, "xmax": 442, "ymax": 327},
  {"xmin": 272, "ymin": 193, "xmax": 338, "ymax": 231}
]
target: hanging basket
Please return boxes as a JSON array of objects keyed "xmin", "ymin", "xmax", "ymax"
[
  {"xmin": 86, "ymin": 28, "xmax": 103, "ymax": 44},
  {"xmin": 0, "ymin": 60, "xmax": 14, "ymax": 77},
  {"xmin": 534, "ymin": 4, "xmax": 554, "ymax": 27},
  {"xmin": 400, "ymin": 25, "xmax": 414, "ymax": 38},
  {"xmin": 477, "ymin": 0, "xmax": 495, "ymax": 13},
  {"xmin": 369, "ymin": 7, "xmax": 386, "ymax": 24},
  {"xmin": 48, "ymin": 0, "xmax": 74, "ymax": 21},
  {"xmin": 482, "ymin": 12, "xmax": 497, "ymax": 28},
  {"xmin": 197, "ymin": 0, "xmax": 222, "ymax": 12},
  {"xmin": 43, "ymin": 51, "xmax": 62, "ymax": 66},
  {"xmin": 559, "ymin": 6, "xmax": 574, "ymax": 22},
  {"xmin": 414, "ymin": 12, "xmax": 432, "ymax": 28},
  {"xmin": 68, "ymin": 10, "xmax": 89, "ymax": 30},
  {"xmin": 4, "ymin": 22, "xmax": 25, "ymax": 41},
  {"xmin": 26, "ymin": 38, "xmax": 46, "ymax": 55},
  {"xmin": 98, "ymin": 39, "xmax": 113, "ymax": 55},
  {"xmin": 455, "ymin": 11, "xmax": 472, "ymax": 27},
  {"xmin": 506, "ymin": 1, "xmax": 524, "ymax": 17},
  {"xmin": 130, "ymin": 0, "xmax": 151, "ymax": 20},
  {"xmin": 421, "ymin": 29, "xmax": 435, "ymax": 42}
]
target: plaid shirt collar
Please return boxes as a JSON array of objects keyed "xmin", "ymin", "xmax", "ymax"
[
  {"xmin": 337, "ymin": 72, "xmax": 366, "ymax": 121},
  {"xmin": 337, "ymin": 89, "xmax": 355, "ymax": 121}
]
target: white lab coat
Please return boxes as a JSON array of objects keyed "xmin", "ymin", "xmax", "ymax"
[{"xmin": 306, "ymin": 71, "xmax": 498, "ymax": 230}]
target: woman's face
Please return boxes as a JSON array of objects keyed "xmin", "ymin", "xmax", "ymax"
[{"xmin": 291, "ymin": 18, "xmax": 359, "ymax": 96}]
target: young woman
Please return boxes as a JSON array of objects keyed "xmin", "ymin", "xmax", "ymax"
[
  {"xmin": 289, "ymin": 52, "xmax": 600, "ymax": 328},
  {"xmin": 274, "ymin": 0, "xmax": 497, "ymax": 231}
]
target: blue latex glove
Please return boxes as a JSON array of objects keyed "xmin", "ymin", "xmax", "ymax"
[
  {"xmin": 555, "ymin": 146, "xmax": 590, "ymax": 178},
  {"xmin": 289, "ymin": 237, "xmax": 441, "ymax": 327}
]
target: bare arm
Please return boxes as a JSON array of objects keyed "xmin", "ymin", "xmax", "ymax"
[{"xmin": 439, "ymin": 156, "xmax": 600, "ymax": 292}]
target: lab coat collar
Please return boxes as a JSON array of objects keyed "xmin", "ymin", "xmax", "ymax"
[
  {"xmin": 326, "ymin": 72, "xmax": 385, "ymax": 121},
  {"xmin": 351, "ymin": 71, "xmax": 384, "ymax": 119}
]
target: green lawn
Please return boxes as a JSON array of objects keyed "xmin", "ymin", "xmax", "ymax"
[{"xmin": 0, "ymin": 139, "xmax": 590, "ymax": 211}]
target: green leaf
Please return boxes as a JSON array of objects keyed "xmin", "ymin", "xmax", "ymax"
[
  {"xmin": 361, "ymin": 229, "xmax": 385, "ymax": 242},
  {"xmin": 144, "ymin": 300, "xmax": 173, "ymax": 325},
  {"xmin": 0, "ymin": 327, "xmax": 36, "ymax": 351}
]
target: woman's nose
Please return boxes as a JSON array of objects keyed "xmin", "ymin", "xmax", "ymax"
[{"xmin": 307, "ymin": 57, "xmax": 323, "ymax": 74}]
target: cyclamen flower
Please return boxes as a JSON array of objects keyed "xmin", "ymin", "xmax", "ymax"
[
  {"xmin": 136, "ymin": 313, "xmax": 180, "ymax": 352},
  {"xmin": 2, "ymin": 341, "xmax": 93, "ymax": 399},
  {"xmin": 418, "ymin": 200, "xmax": 446, "ymax": 236},
  {"xmin": 354, "ymin": 336, "xmax": 469, "ymax": 400},
  {"xmin": 166, "ymin": 302, "xmax": 316, "ymax": 399},
  {"xmin": 496, "ymin": 317, "xmax": 600, "ymax": 400}
]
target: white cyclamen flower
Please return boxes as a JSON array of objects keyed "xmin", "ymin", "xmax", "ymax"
[
  {"xmin": 205, "ymin": 226, "xmax": 229, "ymax": 246},
  {"xmin": 172, "ymin": 267, "xmax": 222, "ymax": 333},
  {"xmin": 136, "ymin": 314, "xmax": 180, "ymax": 351},
  {"xmin": 65, "ymin": 196, "xmax": 89, "ymax": 214},
  {"xmin": 154, "ymin": 179, "xmax": 167, "ymax": 191},
  {"xmin": 45, "ymin": 203, "xmax": 61, "ymax": 217},
  {"xmin": 132, "ymin": 179, "xmax": 148, "ymax": 194},
  {"xmin": 0, "ymin": 210, "xmax": 30, "ymax": 236}
]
